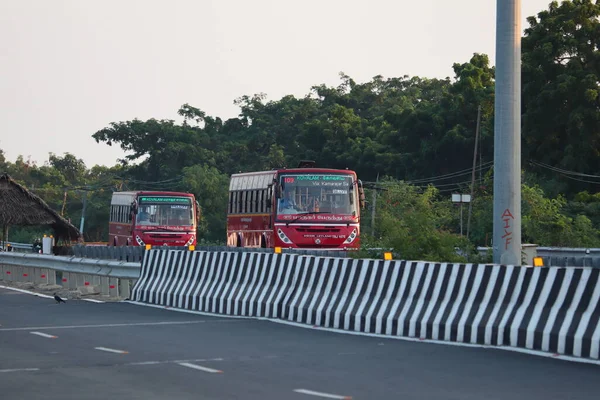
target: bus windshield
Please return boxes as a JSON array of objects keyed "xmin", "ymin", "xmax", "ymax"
[
  {"xmin": 136, "ymin": 196, "xmax": 194, "ymax": 227},
  {"xmin": 276, "ymin": 173, "xmax": 358, "ymax": 220}
]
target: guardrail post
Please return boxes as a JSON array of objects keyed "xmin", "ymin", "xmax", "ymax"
[
  {"xmin": 14, "ymin": 266, "xmax": 23, "ymax": 282},
  {"xmin": 118, "ymin": 279, "xmax": 130, "ymax": 298},
  {"xmin": 44, "ymin": 268, "xmax": 56, "ymax": 285},
  {"xmin": 68, "ymin": 272, "xmax": 78, "ymax": 290},
  {"xmin": 81, "ymin": 274, "xmax": 94, "ymax": 293},
  {"xmin": 22, "ymin": 266, "xmax": 32, "ymax": 282},
  {"xmin": 91, "ymin": 274, "xmax": 101, "ymax": 289},
  {"xmin": 0, "ymin": 263, "xmax": 10, "ymax": 282},
  {"xmin": 75, "ymin": 273, "xmax": 85, "ymax": 288},
  {"xmin": 100, "ymin": 276, "xmax": 110, "ymax": 296},
  {"xmin": 35, "ymin": 268, "xmax": 45, "ymax": 284},
  {"xmin": 60, "ymin": 271, "xmax": 69, "ymax": 288},
  {"xmin": 109, "ymin": 277, "xmax": 118, "ymax": 297}
]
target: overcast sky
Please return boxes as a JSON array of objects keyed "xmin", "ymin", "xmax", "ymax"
[{"xmin": 0, "ymin": 0, "xmax": 552, "ymax": 168}]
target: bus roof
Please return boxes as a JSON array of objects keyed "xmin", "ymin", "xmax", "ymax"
[
  {"xmin": 229, "ymin": 168, "xmax": 356, "ymax": 191},
  {"xmin": 229, "ymin": 170, "xmax": 275, "ymax": 191},
  {"xmin": 110, "ymin": 191, "xmax": 194, "ymax": 206},
  {"xmin": 275, "ymin": 168, "xmax": 356, "ymax": 175}
]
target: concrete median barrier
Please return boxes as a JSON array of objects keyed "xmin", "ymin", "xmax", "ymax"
[{"xmin": 131, "ymin": 249, "xmax": 600, "ymax": 360}]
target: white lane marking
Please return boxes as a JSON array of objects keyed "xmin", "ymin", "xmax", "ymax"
[
  {"xmin": 0, "ymin": 285, "xmax": 54, "ymax": 299},
  {"xmin": 0, "ymin": 320, "xmax": 222, "ymax": 332},
  {"xmin": 127, "ymin": 357, "xmax": 224, "ymax": 366},
  {"xmin": 0, "ymin": 285, "xmax": 105, "ymax": 303},
  {"xmin": 129, "ymin": 361, "xmax": 160, "ymax": 366},
  {"xmin": 82, "ymin": 299, "xmax": 105, "ymax": 304},
  {"xmin": 125, "ymin": 300, "xmax": 255, "ymax": 319},
  {"xmin": 30, "ymin": 331, "xmax": 57, "ymax": 339},
  {"xmin": 293, "ymin": 389, "xmax": 352, "ymax": 399},
  {"xmin": 95, "ymin": 347, "xmax": 129, "ymax": 354},
  {"xmin": 178, "ymin": 362, "xmax": 223, "ymax": 374},
  {"xmin": 0, "ymin": 368, "xmax": 40, "ymax": 373}
]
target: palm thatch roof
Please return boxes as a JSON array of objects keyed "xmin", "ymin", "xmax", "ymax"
[{"xmin": 0, "ymin": 173, "xmax": 81, "ymax": 241}]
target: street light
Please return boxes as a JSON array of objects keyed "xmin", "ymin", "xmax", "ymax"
[{"xmin": 451, "ymin": 194, "xmax": 471, "ymax": 236}]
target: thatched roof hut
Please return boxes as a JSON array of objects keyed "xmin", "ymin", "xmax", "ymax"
[{"xmin": 0, "ymin": 173, "xmax": 81, "ymax": 241}]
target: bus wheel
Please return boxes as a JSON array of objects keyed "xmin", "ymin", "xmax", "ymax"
[
  {"xmin": 113, "ymin": 237, "xmax": 118, "ymax": 247},
  {"xmin": 260, "ymin": 236, "xmax": 266, "ymax": 248},
  {"xmin": 237, "ymin": 235, "xmax": 243, "ymax": 247}
]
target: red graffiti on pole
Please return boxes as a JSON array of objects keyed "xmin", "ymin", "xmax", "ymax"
[{"xmin": 501, "ymin": 208, "xmax": 514, "ymax": 250}]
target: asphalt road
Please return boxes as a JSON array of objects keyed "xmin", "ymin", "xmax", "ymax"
[{"xmin": 1, "ymin": 286, "xmax": 599, "ymax": 400}]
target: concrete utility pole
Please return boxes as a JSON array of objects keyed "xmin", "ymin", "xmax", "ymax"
[{"xmin": 493, "ymin": 0, "xmax": 521, "ymax": 265}]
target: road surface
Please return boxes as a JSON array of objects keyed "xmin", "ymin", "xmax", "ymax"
[{"xmin": 1, "ymin": 286, "xmax": 599, "ymax": 400}]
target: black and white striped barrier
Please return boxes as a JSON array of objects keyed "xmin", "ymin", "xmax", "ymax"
[{"xmin": 131, "ymin": 250, "xmax": 600, "ymax": 360}]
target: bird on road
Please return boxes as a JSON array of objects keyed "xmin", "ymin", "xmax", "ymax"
[{"xmin": 53, "ymin": 293, "xmax": 66, "ymax": 304}]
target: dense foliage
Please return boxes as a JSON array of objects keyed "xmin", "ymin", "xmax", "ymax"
[{"xmin": 3, "ymin": 1, "xmax": 600, "ymax": 261}]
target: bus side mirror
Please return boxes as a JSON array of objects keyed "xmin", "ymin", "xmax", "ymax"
[
  {"xmin": 358, "ymin": 180, "xmax": 366, "ymax": 209},
  {"xmin": 274, "ymin": 182, "xmax": 282, "ymax": 199},
  {"xmin": 195, "ymin": 201, "xmax": 202, "ymax": 223},
  {"xmin": 129, "ymin": 203, "xmax": 137, "ymax": 221},
  {"xmin": 266, "ymin": 184, "xmax": 273, "ymax": 209}
]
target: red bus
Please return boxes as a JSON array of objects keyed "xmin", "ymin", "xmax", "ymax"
[
  {"xmin": 109, "ymin": 191, "xmax": 200, "ymax": 247},
  {"xmin": 227, "ymin": 161, "xmax": 365, "ymax": 250}
]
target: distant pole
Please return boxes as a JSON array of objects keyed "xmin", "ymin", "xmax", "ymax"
[
  {"xmin": 493, "ymin": 0, "xmax": 521, "ymax": 265},
  {"xmin": 79, "ymin": 190, "xmax": 88, "ymax": 234},
  {"xmin": 371, "ymin": 174, "xmax": 379, "ymax": 237},
  {"xmin": 61, "ymin": 190, "xmax": 68, "ymax": 216},
  {"xmin": 466, "ymin": 105, "xmax": 482, "ymax": 241},
  {"xmin": 460, "ymin": 203, "xmax": 463, "ymax": 236}
]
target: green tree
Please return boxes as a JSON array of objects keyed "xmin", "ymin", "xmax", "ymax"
[
  {"xmin": 522, "ymin": 0, "xmax": 600, "ymax": 194},
  {"xmin": 370, "ymin": 180, "xmax": 469, "ymax": 262},
  {"xmin": 181, "ymin": 164, "xmax": 230, "ymax": 243}
]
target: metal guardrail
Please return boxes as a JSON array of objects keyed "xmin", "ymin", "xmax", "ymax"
[
  {"xmin": 0, "ymin": 252, "xmax": 141, "ymax": 279},
  {"xmin": 70, "ymin": 245, "xmax": 352, "ymax": 261},
  {"xmin": 3, "ymin": 241, "xmax": 35, "ymax": 251},
  {"xmin": 477, "ymin": 246, "xmax": 600, "ymax": 268}
]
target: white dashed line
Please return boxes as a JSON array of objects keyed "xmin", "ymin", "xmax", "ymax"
[
  {"xmin": 94, "ymin": 347, "xmax": 129, "ymax": 354},
  {"xmin": 178, "ymin": 362, "xmax": 223, "ymax": 374},
  {"xmin": 0, "ymin": 368, "xmax": 40, "ymax": 373},
  {"xmin": 30, "ymin": 331, "xmax": 57, "ymax": 339},
  {"xmin": 293, "ymin": 389, "xmax": 352, "ymax": 399}
]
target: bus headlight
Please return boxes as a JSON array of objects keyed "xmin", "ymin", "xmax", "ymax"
[
  {"xmin": 277, "ymin": 229, "xmax": 292, "ymax": 244},
  {"xmin": 343, "ymin": 229, "xmax": 358, "ymax": 244},
  {"xmin": 135, "ymin": 235, "xmax": 145, "ymax": 246},
  {"xmin": 185, "ymin": 236, "xmax": 195, "ymax": 246}
]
